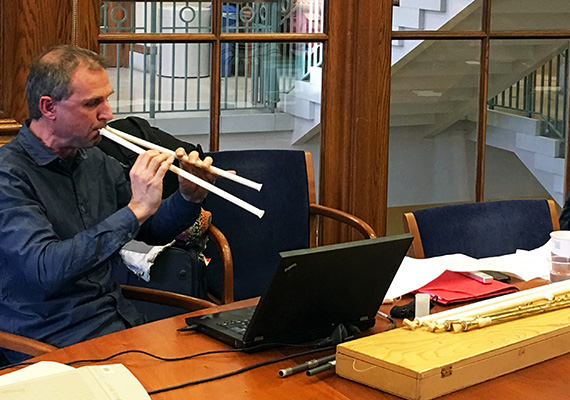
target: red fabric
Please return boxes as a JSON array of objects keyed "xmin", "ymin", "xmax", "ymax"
[{"xmin": 415, "ymin": 270, "xmax": 518, "ymax": 305}]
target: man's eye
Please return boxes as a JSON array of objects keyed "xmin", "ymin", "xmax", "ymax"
[{"xmin": 84, "ymin": 99, "xmax": 102, "ymax": 108}]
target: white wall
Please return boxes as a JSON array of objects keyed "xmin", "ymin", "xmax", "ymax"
[{"xmin": 388, "ymin": 124, "xmax": 549, "ymax": 207}]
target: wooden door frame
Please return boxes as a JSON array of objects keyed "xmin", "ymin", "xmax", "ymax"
[
  {"xmin": 320, "ymin": 0, "xmax": 393, "ymax": 241},
  {"xmin": 0, "ymin": 0, "xmax": 394, "ymax": 242}
]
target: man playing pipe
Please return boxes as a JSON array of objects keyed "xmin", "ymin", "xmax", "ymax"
[{"xmin": 0, "ymin": 45, "xmax": 215, "ymax": 363}]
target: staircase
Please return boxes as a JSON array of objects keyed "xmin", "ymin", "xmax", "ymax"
[
  {"xmin": 285, "ymin": 0, "xmax": 570, "ymax": 203},
  {"xmin": 281, "ymin": 66, "xmax": 322, "ymax": 145},
  {"xmin": 391, "ymin": 0, "xmax": 570, "ymax": 204},
  {"xmin": 391, "ymin": 0, "xmax": 474, "ymax": 64},
  {"xmin": 482, "ymin": 110, "xmax": 564, "ymax": 204}
]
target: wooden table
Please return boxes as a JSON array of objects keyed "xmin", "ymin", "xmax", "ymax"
[{"xmin": 2, "ymin": 284, "xmax": 569, "ymax": 399}]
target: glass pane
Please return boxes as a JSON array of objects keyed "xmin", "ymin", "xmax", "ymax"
[
  {"xmin": 101, "ymin": 42, "xmax": 212, "ymax": 149},
  {"xmin": 491, "ymin": 0, "xmax": 570, "ymax": 31},
  {"xmin": 485, "ymin": 39, "xmax": 568, "ymax": 206},
  {"xmin": 101, "ymin": 1, "xmax": 213, "ymax": 34},
  {"xmin": 220, "ymin": 1, "xmax": 324, "ymax": 34},
  {"xmin": 100, "ymin": 1, "xmax": 324, "ymax": 35},
  {"xmin": 388, "ymin": 40, "xmax": 481, "ymax": 235},
  {"xmin": 218, "ymin": 40, "xmax": 322, "ymax": 181},
  {"xmin": 392, "ymin": 0, "xmax": 482, "ymax": 34}
]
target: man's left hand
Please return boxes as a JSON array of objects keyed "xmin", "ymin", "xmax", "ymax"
[{"xmin": 175, "ymin": 148, "xmax": 216, "ymax": 203}]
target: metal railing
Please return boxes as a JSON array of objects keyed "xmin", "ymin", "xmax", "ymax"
[
  {"xmin": 488, "ymin": 48, "xmax": 569, "ymax": 141},
  {"xmin": 100, "ymin": 1, "xmax": 324, "ymax": 118}
]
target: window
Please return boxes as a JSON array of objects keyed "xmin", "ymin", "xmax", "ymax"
[
  {"xmin": 99, "ymin": 1, "xmax": 326, "ymax": 153},
  {"xmin": 388, "ymin": 0, "xmax": 570, "ymax": 233}
]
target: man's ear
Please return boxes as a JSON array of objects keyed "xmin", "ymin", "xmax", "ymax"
[{"xmin": 38, "ymin": 96, "xmax": 57, "ymax": 120}]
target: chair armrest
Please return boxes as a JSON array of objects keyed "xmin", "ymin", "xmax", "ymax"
[
  {"xmin": 402, "ymin": 211, "xmax": 425, "ymax": 258},
  {"xmin": 207, "ymin": 223, "xmax": 234, "ymax": 304},
  {"xmin": 548, "ymin": 199, "xmax": 560, "ymax": 231},
  {"xmin": 0, "ymin": 331, "xmax": 57, "ymax": 357},
  {"xmin": 121, "ymin": 285, "xmax": 216, "ymax": 312},
  {"xmin": 310, "ymin": 204, "xmax": 377, "ymax": 243}
]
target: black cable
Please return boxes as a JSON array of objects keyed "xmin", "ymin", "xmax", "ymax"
[
  {"xmin": 377, "ymin": 310, "xmax": 397, "ymax": 330},
  {"xmin": 65, "ymin": 348, "xmax": 244, "ymax": 366},
  {"xmin": 0, "ymin": 330, "xmax": 342, "ymax": 393},
  {"xmin": 63, "ymin": 338, "xmax": 332, "ymax": 366},
  {"xmin": 0, "ymin": 347, "xmax": 244, "ymax": 372},
  {"xmin": 0, "ymin": 339, "xmax": 332, "ymax": 373},
  {"xmin": 146, "ymin": 345, "xmax": 335, "ymax": 395},
  {"xmin": 0, "ymin": 360, "xmax": 35, "ymax": 372}
]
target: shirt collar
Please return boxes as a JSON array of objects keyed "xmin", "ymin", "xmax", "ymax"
[{"xmin": 18, "ymin": 120, "xmax": 87, "ymax": 166}]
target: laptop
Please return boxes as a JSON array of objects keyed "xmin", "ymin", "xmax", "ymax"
[{"xmin": 185, "ymin": 234, "xmax": 413, "ymax": 349}]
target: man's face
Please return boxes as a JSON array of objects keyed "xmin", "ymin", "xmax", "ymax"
[{"xmin": 51, "ymin": 64, "xmax": 114, "ymax": 150}]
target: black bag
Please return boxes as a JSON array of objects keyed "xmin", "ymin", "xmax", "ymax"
[
  {"xmin": 99, "ymin": 116, "xmax": 204, "ymax": 199},
  {"xmin": 121, "ymin": 246, "xmax": 208, "ymax": 322},
  {"xmin": 99, "ymin": 117, "xmax": 209, "ymax": 320}
]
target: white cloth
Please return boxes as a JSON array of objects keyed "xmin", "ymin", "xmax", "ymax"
[{"xmin": 119, "ymin": 240, "xmax": 174, "ymax": 281}]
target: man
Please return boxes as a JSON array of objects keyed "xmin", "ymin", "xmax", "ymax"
[{"xmin": 0, "ymin": 45, "xmax": 215, "ymax": 362}]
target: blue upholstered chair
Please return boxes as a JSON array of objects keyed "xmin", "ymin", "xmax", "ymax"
[
  {"xmin": 99, "ymin": 118, "xmax": 375, "ymax": 306},
  {"xmin": 203, "ymin": 149, "xmax": 377, "ymax": 302},
  {"xmin": 402, "ymin": 199, "xmax": 559, "ymax": 259}
]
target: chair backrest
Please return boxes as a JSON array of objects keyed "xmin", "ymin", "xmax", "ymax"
[
  {"xmin": 403, "ymin": 199, "xmax": 559, "ymax": 259},
  {"xmin": 203, "ymin": 149, "xmax": 313, "ymax": 301}
]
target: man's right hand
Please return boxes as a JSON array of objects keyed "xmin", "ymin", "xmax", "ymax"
[{"xmin": 127, "ymin": 150, "xmax": 174, "ymax": 224}]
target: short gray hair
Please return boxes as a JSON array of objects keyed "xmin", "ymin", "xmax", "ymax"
[{"xmin": 26, "ymin": 45, "xmax": 108, "ymax": 120}]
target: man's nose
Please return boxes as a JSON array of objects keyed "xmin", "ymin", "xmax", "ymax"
[{"xmin": 99, "ymin": 100, "xmax": 113, "ymax": 122}]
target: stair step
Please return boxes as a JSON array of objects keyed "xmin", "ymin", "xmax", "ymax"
[
  {"xmin": 309, "ymin": 66, "xmax": 322, "ymax": 87},
  {"xmin": 398, "ymin": 0, "xmax": 444, "ymax": 11},
  {"xmin": 533, "ymin": 152, "xmax": 565, "ymax": 175},
  {"xmin": 487, "ymin": 110, "xmax": 540, "ymax": 135},
  {"xmin": 516, "ymin": 133, "xmax": 563, "ymax": 157},
  {"xmin": 554, "ymin": 175, "xmax": 565, "ymax": 196},
  {"xmin": 294, "ymin": 80, "xmax": 321, "ymax": 104},
  {"xmin": 282, "ymin": 93, "xmax": 315, "ymax": 120}
]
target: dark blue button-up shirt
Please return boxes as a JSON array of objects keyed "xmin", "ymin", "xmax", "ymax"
[{"xmin": 0, "ymin": 122, "xmax": 201, "ymax": 358}]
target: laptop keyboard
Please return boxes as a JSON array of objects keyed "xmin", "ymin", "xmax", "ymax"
[{"xmin": 217, "ymin": 318, "xmax": 250, "ymax": 335}]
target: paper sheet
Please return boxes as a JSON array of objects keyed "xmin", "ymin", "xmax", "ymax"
[
  {"xmin": 385, "ymin": 240, "xmax": 552, "ymax": 300},
  {"xmin": 0, "ymin": 362, "xmax": 150, "ymax": 400},
  {"xmin": 0, "ymin": 361, "xmax": 73, "ymax": 387}
]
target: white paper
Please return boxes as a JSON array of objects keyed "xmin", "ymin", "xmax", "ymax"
[
  {"xmin": 0, "ymin": 361, "xmax": 73, "ymax": 387},
  {"xmin": 385, "ymin": 240, "xmax": 553, "ymax": 299},
  {"xmin": 0, "ymin": 362, "xmax": 150, "ymax": 400}
]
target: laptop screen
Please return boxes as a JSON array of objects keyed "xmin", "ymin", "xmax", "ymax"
[{"xmin": 242, "ymin": 234, "xmax": 413, "ymax": 345}]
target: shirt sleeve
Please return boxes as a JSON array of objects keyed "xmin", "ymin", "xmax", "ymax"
[
  {"xmin": 0, "ymin": 179, "xmax": 140, "ymax": 296},
  {"xmin": 0, "ymin": 149, "xmax": 201, "ymax": 297},
  {"xmin": 135, "ymin": 189, "xmax": 202, "ymax": 245}
]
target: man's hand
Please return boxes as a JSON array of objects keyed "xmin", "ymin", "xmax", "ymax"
[
  {"xmin": 128, "ymin": 150, "xmax": 174, "ymax": 224},
  {"xmin": 175, "ymin": 148, "xmax": 216, "ymax": 203}
]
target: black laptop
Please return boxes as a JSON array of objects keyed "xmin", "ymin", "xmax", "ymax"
[{"xmin": 185, "ymin": 234, "xmax": 413, "ymax": 349}]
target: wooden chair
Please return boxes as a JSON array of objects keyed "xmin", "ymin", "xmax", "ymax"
[
  {"xmin": 0, "ymin": 285, "xmax": 216, "ymax": 365},
  {"xmin": 403, "ymin": 199, "xmax": 559, "ymax": 259},
  {"xmin": 98, "ymin": 117, "xmax": 234, "ymax": 308},
  {"xmin": 203, "ymin": 149, "xmax": 377, "ymax": 302},
  {"xmin": 98, "ymin": 119, "xmax": 375, "ymax": 305}
]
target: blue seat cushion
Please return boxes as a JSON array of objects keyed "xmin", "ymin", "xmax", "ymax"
[{"xmin": 414, "ymin": 199, "xmax": 553, "ymax": 259}]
